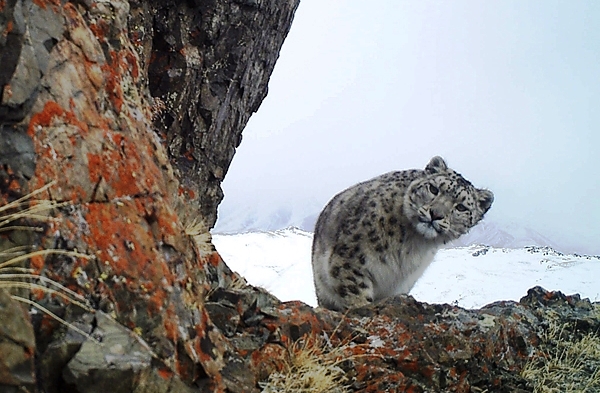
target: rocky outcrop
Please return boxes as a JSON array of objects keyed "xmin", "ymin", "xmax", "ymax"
[
  {"xmin": 208, "ymin": 285, "xmax": 599, "ymax": 392},
  {"xmin": 136, "ymin": 0, "xmax": 298, "ymax": 229},
  {"xmin": 1, "ymin": 1, "xmax": 598, "ymax": 392},
  {"xmin": 1, "ymin": 0, "xmax": 298, "ymax": 391}
]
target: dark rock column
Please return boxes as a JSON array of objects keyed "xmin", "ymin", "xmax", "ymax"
[{"xmin": 129, "ymin": 0, "xmax": 300, "ymax": 230}]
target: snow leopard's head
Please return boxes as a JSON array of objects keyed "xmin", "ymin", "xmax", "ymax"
[{"xmin": 403, "ymin": 156, "xmax": 494, "ymax": 242}]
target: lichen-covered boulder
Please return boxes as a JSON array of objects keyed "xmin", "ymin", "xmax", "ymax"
[{"xmin": 0, "ymin": 0, "xmax": 298, "ymax": 391}]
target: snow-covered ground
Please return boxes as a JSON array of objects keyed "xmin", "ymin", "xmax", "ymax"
[
  {"xmin": 213, "ymin": 228, "xmax": 317, "ymax": 306},
  {"xmin": 212, "ymin": 227, "xmax": 600, "ymax": 309}
]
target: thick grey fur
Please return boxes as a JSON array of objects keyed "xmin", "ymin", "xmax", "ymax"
[{"xmin": 311, "ymin": 156, "xmax": 493, "ymax": 311}]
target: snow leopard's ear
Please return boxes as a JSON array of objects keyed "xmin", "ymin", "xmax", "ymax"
[
  {"xmin": 477, "ymin": 189, "xmax": 494, "ymax": 214},
  {"xmin": 425, "ymin": 156, "xmax": 448, "ymax": 174}
]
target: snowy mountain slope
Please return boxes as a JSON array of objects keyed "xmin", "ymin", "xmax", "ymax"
[
  {"xmin": 212, "ymin": 228, "xmax": 600, "ymax": 309},
  {"xmin": 410, "ymin": 245, "xmax": 600, "ymax": 308},
  {"xmin": 213, "ymin": 227, "xmax": 317, "ymax": 305}
]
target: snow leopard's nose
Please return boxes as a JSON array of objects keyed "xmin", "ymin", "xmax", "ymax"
[{"xmin": 430, "ymin": 207, "xmax": 444, "ymax": 221}]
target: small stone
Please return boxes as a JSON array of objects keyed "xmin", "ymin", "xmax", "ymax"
[{"xmin": 0, "ymin": 290, "xmax": 36, "ymax": 389}]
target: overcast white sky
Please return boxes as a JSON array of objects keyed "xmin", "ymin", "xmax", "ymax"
[{"xmin": 217, "ymin": 1, "xmax": 600, "ymax": 254}]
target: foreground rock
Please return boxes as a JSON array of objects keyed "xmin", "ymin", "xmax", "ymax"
[
  {"xmin": 1, "ymin": 0, "xmax": 598, "ymax": 392},
  {"xmin": 1, "ymin": 0, "xmax": 297, "ymax": 391},
  {"xmin": 210, "ymin": 284, "xmax": 598, "ymax": 392}
]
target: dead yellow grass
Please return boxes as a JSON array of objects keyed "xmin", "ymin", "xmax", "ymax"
[
  {"xmin": 184, "ymin": 217, "xmax": 215, "ymax": 254},
  {"xmin": 259, "ymin": 335, "xmax": 350, "ymax": 393},
  {"xmin": 0, "ymin": 182, "xmax": 95, "ymax": 340},
  {"xmin": 0, "ymin": 181, "xmax": 59, "ymax": 233},
  {"xmin": 522, "ymin": 318, "xmax": 600, "ymax": 392}
]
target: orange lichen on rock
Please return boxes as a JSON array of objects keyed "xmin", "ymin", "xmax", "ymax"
[
  {"xmin": 88, "ymin": 18, "xmax": 109, "ymax": 42},
  {"xmin": 103, "ymin": 55, "xmax": 124, "ymax": 113},
  {"xmin": 28, "ymin": 101, "xmax": 89, "ymax": 139},
  {"xmin": 31, "ymin": 0, "xmax": 61, "ymax": 12},
  {"xmin": 30, "ymin": 255, "xmax": 45, "ymax": 272},
  {"xmin": 87, "ymin": 147, "xmax": 139, "ymax": 197},
  {"xmin": 124, "ymin": 51, "xmax": 140, "ymax": 81},
  {"xmin": 32, "ymin": 0, "xmax": 47, "ymax": 10},
  {"xmin": 3, "ymin": 20, "xmax": 12, "ymax": 37},
  {"xmin": 206, "ymin": 252, "xmax": 222, "ymax": 268},
  {"xmin": 86, "ymin": 130, "xmax": 165, "ymax": 199},
  {"xmin": 101, "ymin": 48, "xmax": 142, "ymax": 113},
  {"xmin": 31, "ymin": 288, "xmax": 46, "ymax": 301},
  {"xmin": 157, "ymin": 367, "xmax": 174, "ymax": 380},
  {"xmin": 39, "ymin": 314, "xmax": 58, "ymax": 337},
  {"xmin": 147, "ymin": 289, "xmax": 167, "ymax": 314},
  {"xmin": 250, "ymin": 343, "xmax": 288, "ymax": 380},
  {"xmin": 7, "ymin": 178, "xmax": 20, "ymax": 193},
  {"xmin": 178, "ymin": 185, "xmax": 196, "ymax": 199},
  {"xmin": 81, "ymin": 200, "xmax": 176, "ymax": 318},
  {"xmin": 182, "ymin": 148, "xmax": 195, "ymax": 162},
  {"xmin": 152, "ymin": 202, "xmax": 181, "ymax": 240},
  {"xmin": 27, "ymin": 101, "xmax": 65, "ymax": 136},
  {"xmin": 163, "ymin": 309, "xmax": 179, "ymax": 342}
]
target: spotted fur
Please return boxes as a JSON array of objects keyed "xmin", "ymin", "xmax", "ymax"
[{"xmin": 312, "ymin": 156, "xmax": 493, "ymax": 311}]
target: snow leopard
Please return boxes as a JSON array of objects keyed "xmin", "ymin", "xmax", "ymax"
[{"xmin": 311, "ymin": 156, "xmax": 493, "ymax": 311}]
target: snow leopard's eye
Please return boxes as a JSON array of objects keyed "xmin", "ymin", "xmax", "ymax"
[
  {"xmin": 428, "ymin": 184, "xmax": 439, "ymax": 195},
  {"xmin": 455, "ymin": 203, "xmax": 468, "ymax": 212}
]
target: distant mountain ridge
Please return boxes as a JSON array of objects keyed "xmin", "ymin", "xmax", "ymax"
[
  {"xmin": 214, "ymin": 203, "xmax": 579, "ymax": 253},
  {"xmin": 214, "ymin": 200, "xmax": 321, "ymax": 233},
  {"xmin": 447, "ymin": 221, "xmax": 562, "ymax": 250}
]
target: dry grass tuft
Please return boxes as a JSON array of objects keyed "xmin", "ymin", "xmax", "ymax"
[
  {"xmin": 227, "ymin": 273, "xmax": 248, "ymax": 291},
  {"xmin": 184, "ymin": 217, "xmax": 215, "ymax": 254},
  {"xmin": 0, "ymin": 182, "xmax": 96, "ymax": 340},
  {"xmin": 0, "ymin": 181, "xmax": 61, "ymax": 233},
  {"xmin": 0, "ymin": 248, "xmax": 92, "ymax": 270},
  {"xmin": 259, "ymin": 335, "xmax": 350, "ymax": 393},
  {"xmin": 258, "ymin": 304, "xmax": 387, "ymax": 392},
  {"xmin": 0, "ymin": 266, "xmax": 93, "ymax": 311},
  {"xmin": 183, "ymin": 217, "xmax": 205, "ymax": 237},
  {"xmin": 522, "ymin": 319, "xmax": 600, "ymax": 392}
]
